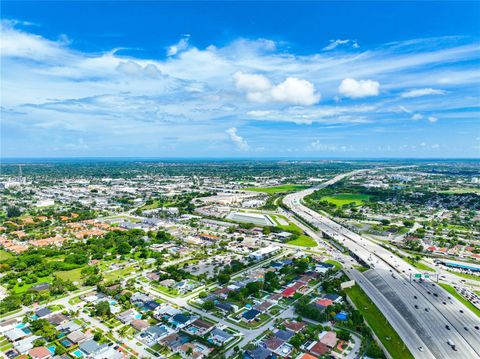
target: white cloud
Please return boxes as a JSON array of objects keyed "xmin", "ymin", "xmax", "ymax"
[
  {"xmin": 323, "ymin": 39, "xmax": 359, "ymax": 51},
  {"xmin": 411, "ymin": 113, "xmax": 423, "ymax": 120},
  {"xmin": 226, "ymin": 127, "xmax": 249, "ymax": 151},
  {"xmin": 401, "ymin": 88, "xmax": 447, "ymax": 98},
  {"xmin": 167, "ymin": 35, "xmax": 190, "ymax": 56},
  {"xmin": 116, "ymin": 61, "xmax": 161, "ymax": 78},
  {"xmin": 338, "ymin": 78, "xmax": 380, "ymax": 98},
  {"xmin": 271, "ymin": 77, "xmax": 321, "ymax": 105},
  {"xmin": 2, "ymin": 19, "xmax": 478, "ymax": 156},
  {"xmin": 428, "ymin": 116, "xmax": 438, "ymax": 123},
  {"xmin": 399, "ymin": 105, "xmax": 412, "ymax": 114},
  {"xmin": 233, "ymin": 72, "xmax": 272, "ymax": 92},
  {"xmin": 233, "ymin": 72, "xmax": 320, "ymax": 105}
]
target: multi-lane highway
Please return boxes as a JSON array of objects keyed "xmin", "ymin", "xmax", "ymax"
[{"xmin": 283, "ymin": 171, "xmax": 480, "ymax": 359}]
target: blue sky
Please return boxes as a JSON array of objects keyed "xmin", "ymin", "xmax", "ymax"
[{"xmin": 1, "ymin": 1, "xmax": 479, "ymax": 158}]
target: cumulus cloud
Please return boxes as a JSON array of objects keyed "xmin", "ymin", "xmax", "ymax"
[
  {"xmin": 411, "ymin": 113, "xmax": 423, "ymax": 120},
  {"xmin": 233, "ymin": 72, "xmax": 320, "ymax": 105},
  {"xmin": 116, "ymin": 61, "xmax": 161, "ymax": 78},
  {"xmin": 428, "ymin": 116, "xmax": 438, "ymax": 123},
  {"xmin": 338, "ymin": 78, "xmax": 380, "ymax": 98},
  {"xmin": 233, "ymin": 72, "xmax": 272, "ymax": 92},
  {"xmin": 167, "ymin": 35, "xmax": 190, "ymax": 56},
  {"xmin": 226, "ymin": 127, "xmax": 249, "ymax": 151},
  {"xmin": 2, "ymin": 19, "xmax": 478, "ymax": 156},
  {"xmin": 323, "ymin": 39, "xmax": 359, "ymax": 51},
  {"xmin": 401, "ymin": 88, "xmax": 447, "ymax": 98}
]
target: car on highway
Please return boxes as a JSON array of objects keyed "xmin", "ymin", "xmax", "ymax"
[
  {"xmin": 414, "ymin": 295, "xmax": 417, "ymax": 299},
  {"xmin": 447, "ymin": 339, "xmax": 457, "ymax": 351},
  {"xmin": 414, "ymin": 305, "xmax": 419, "ymax": 309},
  {"xmin": 460, "ymin": 310, "xmax": 464, "ymax": 313},
  {"xmin": 424, "ymin": 308, "xmax": 429, "ymax": 312},
  {"xmin": 475, "ymin": 326, "xmax": 479, "ymax": 330},
  {"xmin": 418, "ymin": 346, "xmax": 424, "ymax": 352},
  {"xmin": 445, "ymin": 325, "xmax": 450, "ymax": 330}
]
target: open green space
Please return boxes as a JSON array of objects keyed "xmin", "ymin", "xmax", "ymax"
[
  {"xmin": 407, "ymin": 260, "xmax": 435, "ymax": 272},
  {"xmin": 438, "ymin": 282, "xmax": 480, "ymax": 318},
  {"xmin": 325, "ymin": 259, "xmax": 343, "ymax": 269},
  {"xmin": 11, "ymin": 276, "xmax": 54, "ymax": 294},
  {"xmin": 103, "ymin": 266, "xmax": 135, "ymax": 282},
  {"xmin": 245, "ymin": 184, "xmax": 309, "ymax": 194},
  {"xmin": 287, "ymin": 235, "xmax": 317, "ymax": 247},
  {"xmin": 345, "ymin": 284, "xmax": 414, "ymax": 359},
  {"xmin": 438, "ymin": 188, "xmax": 480, "ymax": 195},
  {"xmin": 447, "ymin": 270, "xmax": 480, "ymax": 282},
  {"xmin": 0, "ymin": 250, "xmax": 13, "ymax": 261},
  {"xmin": 321, "ymin": 193, "xmax": 370, "ymax": 206},
  {"xmin": 54, "ymin": 267, "xmax": 84, "ymax": 282}
]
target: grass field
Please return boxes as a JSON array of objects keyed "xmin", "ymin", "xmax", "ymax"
[
  {"xmin": 345, "ymin": 285, "xmax": 414, "ymax": 359},
  {"xmin": 245, "ymin": 184, "xmax": 309, "ymax": 194},
  {"xmin": 287, "ymin": 236, "xmax": 317, "ymax": 247},
  {"xmin": 438, "ymin": 188, "xmax": 480, "ymax": 195},
  {"xmin": 325, "ymin": 259, "xmax": 343, "ymax": 269},
  {"xmin": 438, "ymin": 282, "xmax": 480, "ymax": 318},
  {"xmin": 103, "ymin": 266, "xmax": 135, "ymax": 282},
  {"xmin": 407, "ymin": 260, "xmax": 435, "ymax": 272},
  {"xmin": 0, "ymin": 250, "xmax": 13, "ymax": 261},
  {"xmin": 54, "ymin": 267, "xmax": 84, "ymax": 282},
  {"xmin": 447, "ymin": 270, "xmax": 480, "ymax": 282},
  {"xmin": 321, "ymin": 193, "xmax": 370, "ymax": 206},
  {"xmin": 12, "ymin": 276, "xmax": 54, "ymax": 294}
]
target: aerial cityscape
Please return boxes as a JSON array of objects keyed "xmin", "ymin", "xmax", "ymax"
[{"xmin": 1, "ymin": 1, "xmax": 479, "ymax": 359}]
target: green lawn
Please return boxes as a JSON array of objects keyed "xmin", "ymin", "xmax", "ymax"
[
  {"xmin": 103, "ymin": 266, "xmax": 135, "ymax": 282},
  {"xmin": 406, "ymin": 260, "xmax": 435, "ymax": 272},
  {"xmin": 245, "ymin": 184, "xmax": 309, "ymax": 194},
  {"xmin": 54, "ymin": 267, "xmax": 84, "ymax": 282},
  {"xmin": 287, "ymin": 236, "xmax": 317, "ymax": 247},
  {"xmin": 345, "ymin": 285, "xmax": 414, "ymax": 359},
  {"xmin": 447, "ymin": 270, "xmax": 480, "ymax": 282},
  {"xmin": 438, "ymin": 188, "xmax": 480, "ymax": 195},
  {"xmin": 438, "ymin": 282, "xmax": 480, "ymax": 318},
  {"xmin": 325, "ymin": 259, "xmax": 343, "ymax": 269},
  {"xmin": 0, "ymin": 250, "xmax": 13, "ymax": 261},
  {"xmin": 11, "ymin": 276, "xmax": 54, "ymax": 294},
  {"xmin": 321, "ymin": 193, "xmax": 370, "ymax": 206}
]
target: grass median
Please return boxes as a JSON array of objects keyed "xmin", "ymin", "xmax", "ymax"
[
  {"xmin": 438, "ymin": 282, "xmax": 480, "ymax": 318},
  {"xmin": 345, "ymin": 284, "xmax": 414, "ymax": 359}
]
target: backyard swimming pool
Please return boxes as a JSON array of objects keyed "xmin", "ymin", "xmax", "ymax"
[{"xmin": 72, "ymin": 349, "xmax": 84, "ymax": 358}]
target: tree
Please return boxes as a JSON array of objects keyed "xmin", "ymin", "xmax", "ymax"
[
  {"xmin": 218, "ymin": 273, "xmax": 231, "ymax": 284},
  {"xmin": 93, "ymin": 331, "xmax": 103, "ymax": 342},
  {"xmin": 202, "ymin": 301, "xmax": 215, "ymax": 311},
  {"xmin": 7, "ymin": 206, "xmax": 22, "ymax": 218},
  {"xmin": 95, "ymin": 300, "xmax": 111, "ymax": 317},
  {"xmin": 337, "ymin": 329, "xmax": 351, "ymax": 341},
  {"xmin": 33, "ymin": 338, "xmax": 46, "ymax": 347},
  {"xmin": 117, "ymin": 241, "xmax": 132, "ymax": 255}
]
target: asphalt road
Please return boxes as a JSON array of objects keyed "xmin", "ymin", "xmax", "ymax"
[{"xmin": 283, "ymin": 170, "xmax": 480, "ymax": 359}]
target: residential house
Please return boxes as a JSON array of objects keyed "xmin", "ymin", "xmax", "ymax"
[
  {"xmin": 187, "ymin": 319, "xmax": 214, "ymax": 336},
  {"xmin": 130, "ymin": 319, "xmax": 149, "ymax": 332},
  {"xmin": 116, "ymin": 308, "xmax": 140, "ymax": 324},
  {"xmin": 28, "ymin": 347, "xmax": 51, "ymax": 359},
  {"xmin": 209, "ymin": 328, "xmax": 234, "ymax": 346},
  {"xmin": 319, "ymin": 331, "xmax": 337, "ymax": 348},
  {"xmin": 242, "ymin": 309, "xmax": 261, "ymax": 322},
  {"xmin": 79, "ymin": 339, "xmax": 109, "ymax": 358}
]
